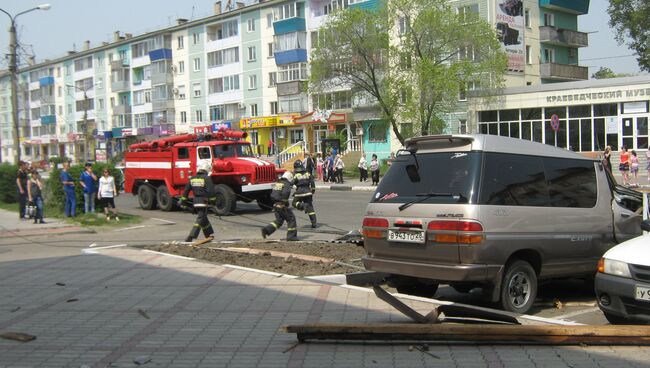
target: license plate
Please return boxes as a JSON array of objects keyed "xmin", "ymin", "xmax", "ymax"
[
  {"xmin": 635, "ymin": 285, "xmax": 650, "ymax": 301},
  {"xmin": 388, "ymin": 230, "xmax": 425, "ymax": 244}
]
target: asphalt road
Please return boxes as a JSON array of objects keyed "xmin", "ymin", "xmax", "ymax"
[{"xmin": 1, "ymin": 190, "xmax": 611, "ymax": 326}]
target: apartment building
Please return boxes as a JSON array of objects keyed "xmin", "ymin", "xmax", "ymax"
[{"xmin": 0, "ymin": 0, "xmax": 592, "ymax": 164}]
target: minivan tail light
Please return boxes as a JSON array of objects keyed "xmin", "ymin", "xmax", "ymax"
[
  {"xmin": 363, "ymin": 217, "xmax": 389, "ymax": 239},
  {"xmin": 428, "ymin": 220, "xmax": 484, "ymax": 244}
]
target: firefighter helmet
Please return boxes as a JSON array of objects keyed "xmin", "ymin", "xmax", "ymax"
[
  {"xmin": 282, "ymin": 171, "xmax": 294, "ymax": 182},
  {"xmin": 293, "ymin": 160, "xmax": 305, "ymax": 172},
  {"xmin": 198, "ymin": 161, "xmax": 212, "ymax": 173}
]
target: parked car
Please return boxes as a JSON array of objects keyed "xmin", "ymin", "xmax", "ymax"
[
  {"xmin": 362, "ymin": 134, "xmax": 643, "ymax": 313},
  {"xmin": 595, "ymin": 220, "xmax": 650, "ymax": 324}
]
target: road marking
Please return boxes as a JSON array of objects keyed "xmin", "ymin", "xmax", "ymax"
[
  {"xmin": 553, "ymin": 307, "xmax": 602, "ymax": 321},
  {"xmin": 88, "ymin": 243, "xmax": 98, "ymax": 248},
  {"xmin": 222, "ymin": 264, "xmax": 284, "ymax": 277},
  {"xmin": 82, "ymin": 244, "xmax": 128, "ymax": 254},
  {"xmin": 142, "ymin": 250, "xmax": 195, "ymax": 260},
  {"xmin": 151, "ymin": 218, "xmax": 176, "ymax": 224},
  {"xmin": 113, "ymin": 225, "xmax": 147, "ymax": 232}
]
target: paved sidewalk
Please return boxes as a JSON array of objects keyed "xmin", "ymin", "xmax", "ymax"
[
  {"xmin": 1, "ymin": 247, "xmax": 648, "ymax": 367},
  {"xmin": 0, "ymin": 209, "xmax": 91, "ymax": 238},
  {"xmin": 315, "ymin": 176, "xmax": 377, "ymax": 192}
]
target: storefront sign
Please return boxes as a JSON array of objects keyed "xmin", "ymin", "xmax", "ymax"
[
  {"xmin": 95, "ymin": 149, "xmax": 107, "ymax": 163},
  {"xmin": 546, "ymin": 87, "xmax": 650, "ymax": 104},
  {"xmin": 496, "ymin": 0, "xmax": 525, "ymax": 74},
  {"xmin": 605, "ymin": 117, "xmax": 617, "ymax": 134},
  {"xmin": 278, "ymin": 114, "xmax": 298, "ymax": 126},
  {"xmin": 122, "ymin": 128, "xmax": 134, "ymax": 136},
  {"xmin": 240, "ymin": 117, "xmax": 276, "ymax": 129},
  {"xmin": 211, "ymin": 121, "xmax": 232, "ymax": 131},
  {"xmin": 193, "ymin": 125, "xmax": 212, "ymax": 134}
]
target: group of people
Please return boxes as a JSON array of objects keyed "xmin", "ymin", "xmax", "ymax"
[
  {"xmin": 603, "ymin": 145, "xmax": 650, "ymax": 187},
  {"xmin": 15, "ymin": 161, "xmax": 120, "ymax": 224},
  {"xmin": 312, "ymin": 152, "xmax": 345, "ymax": 184},
  {"xmin": 16, "ymin": 161, "xmax": 45, "ymax": 224},
  {"xmin": 356, "ymin": 153, "xmax": 381, "ymax": 185}
]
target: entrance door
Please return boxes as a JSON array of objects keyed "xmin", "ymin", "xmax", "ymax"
[
  {"xmin": 621, "ymin": 116, "xmax": 649, "ymax": 150},
  {"xmin": 313, "ymin": 126, "xmax": 328, "ymax": 154}
]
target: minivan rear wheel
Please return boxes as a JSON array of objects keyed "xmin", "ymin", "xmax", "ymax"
[{"xmin": 500, "ymin": 260, "xmax": 537, "ymax": 313}]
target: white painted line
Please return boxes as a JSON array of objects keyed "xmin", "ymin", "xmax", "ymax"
[
  {"xmin": 89, "ymin": 244, "xmax": 128, "ymax": 251},
  {"xmin": 142, "ymin": 249, "xmax": 195, "ymax": 260},
  {"xmin": 305, "ymin": 274, "xmax": 347, "ymax": 284},
  {"xmin": 341, "ymin": 284, "xmax": 374, "ymax": 293},
  {"xmin": 151, "ymin": 218, "xmax": 176, "ymax": 224},
  {"xmin": 553, "ymin": 307, "xmax": 601, "ymax": 321},
  {"xmin": 88, "ymin": 243, "xmax": 98, "ymax": 248},
  {"xmin": 113, "ymin": 225, "xmax": 147, "ymax": 232},
  {"xmin": 222, "ymin": 264, "xmax": 284, "ymax": 277}
]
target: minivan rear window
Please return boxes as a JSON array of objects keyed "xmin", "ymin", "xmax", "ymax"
[{"xmin": 371, "ymin": 152, "xmax": 481, "ymax": 204}]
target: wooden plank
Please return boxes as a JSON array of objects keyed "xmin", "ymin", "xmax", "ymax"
[
  {"xmin": 438, "ymin": 304, "xmax": 520, "ymax": 325},
  {"xmin": 284, "ymin": 323, "xmax": 650, "ymax": 345},
  {"xmin": 372, "ymin": 286, "xmax": 437, "ymax": 323},
  {"xmin": 207, "ymin": 247, "xmax": 335, "ymax": 263}
]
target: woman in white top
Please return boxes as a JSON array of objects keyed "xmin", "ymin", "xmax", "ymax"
[
  {"xmin": 334, "ymin": 154, "xmax": 345, "ymax": 183},
  {"xmin": 98, "ymin": 169, "xmax": 119, "ymax": 221},
  {"xmin": 358, "ymin": 153, "xmax": 368, "ymax": 182}
]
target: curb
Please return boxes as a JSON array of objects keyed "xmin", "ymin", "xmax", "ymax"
[
  {"xmin": 0, "ymin": 226, "xmax": 95, "ymax": 238},
  {"xmin": 316, "ymin": 185, "xmax": 376, "ymax": 192}
]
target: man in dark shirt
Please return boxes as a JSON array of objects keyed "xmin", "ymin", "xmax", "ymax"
[
  {"xmin": 60, "ymin": 162, "xmax": 76, "ymax": 217},
  {"xmin": 179, "ymin": 162, "xmax": 217, "ymax": 243},
  {"xmin": 80, "ymin": 163, "xmax": 97, "ymax": 213},
  {"xmin": 261, "ymin": 171, "xmax": 297, "ymax": 241},
  {"xmin": 16, "ymin": 161, "xmax": 28, "ymax": 219}
]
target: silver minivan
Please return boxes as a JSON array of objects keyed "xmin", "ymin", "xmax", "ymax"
[{"xmin": 362, "ymin": 134, "xmax": 643, "ymax": 313}]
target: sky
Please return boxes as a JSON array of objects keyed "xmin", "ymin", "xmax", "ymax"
[{"xmin": 0, "ymin": 0, "xmax": 644, "ymax": 77}]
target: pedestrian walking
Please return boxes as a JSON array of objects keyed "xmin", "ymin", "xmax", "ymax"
[
  {"xmin": 179, "ymin": 162, "xmax": 216, "ymax": 243},
  {"xmin": 80, "ymin": 163, "xmax": 98, "ymax": 214},
  {"xmin": 27, "ymin": 170, "xmax": 45, "ymax": 224},
  {"xmin": 16, "ymin": 161, "xmax": 29, "ymax": 220},
  {"xmin": 292, "ymin": 160, "xmax": 317, "ymax": 228},
  {"xmin": 334, "ymin": 154, "xmax": 345, "ymax": 183},
  {"xmin": 358, "ymin": 153, "xmax": 368, "ymax": 182},
  {"xmin": 619, "ymin": 145, "xmax": 630, "ymax": 186},
  {"xmin": 60, "ymin": 162, "xmax": 76, "ymax": 217},
  {"xmin": 304, "ymin": 152, "xmax": 314, "ymax": 176},
  {"xmin": 267, "ymin": 138, "xmax": 274, "ymax": 156},
  {"xmin": 370, "ymin": 154, "xmax": 380, "ymax": 185},
  {"xmin": 630, "ymin": 150, "xmax": 639, "ymax": 187},
  {"xmin": 261, "ymin": 171, "xmax": 297, "ymax": 241},
  {"xmin": 325, "ymin": 153, "xmax": 334, "ymax": 183},
  {"xmin": 316, "ymin": 153, "xmax": 324, "ymax": 181},
  {"xmin": 98, "ymin": 168, "xmax": 119, "ymax": 221},
  {"xmin": 603, "ymin": 146, "xmax": 612, "ymax": 173}
]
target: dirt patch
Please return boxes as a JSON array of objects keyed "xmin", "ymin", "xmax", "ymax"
[{"xmin": 144, "ymin": 240, "xmax": 366, "ymax": 276}]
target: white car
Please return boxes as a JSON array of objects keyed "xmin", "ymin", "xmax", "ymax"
[{"xmin": 595, "ymin": 220, "xmax": 650, "ymax": 324}]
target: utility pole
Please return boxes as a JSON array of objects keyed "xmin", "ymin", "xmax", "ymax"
[{"xmin": 0, "ymin": 4, "xmax": 51, "ymax": 164}]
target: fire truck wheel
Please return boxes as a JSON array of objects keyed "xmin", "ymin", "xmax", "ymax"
[
  {"xmin": 156, "ymin": 186, "xmax": 175, "ymax": 212},
  {"xmin": 257, "ymin": 194, "xmax": 273, "ymax": 211},
  {"xmin": 214, "ymin": 184, "xmax": 237, "ymax": 216},
  {"xmin": 138, "ymin": 185, "xmax": 157, "ymax": 210}
]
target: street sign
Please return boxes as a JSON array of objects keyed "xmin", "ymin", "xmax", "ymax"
[{"xmin": 550, "ymin": 114, "xmax": 560, "ymax": 132}]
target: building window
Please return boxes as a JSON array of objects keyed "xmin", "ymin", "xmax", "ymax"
[
  {"xmin": 248, "ymin": 75, "xmax": 257, "ymax": 90},
  {"xmin": 193, "ymin": 83, "xmax": 201, "ymax": 97},
  {"xmin": 207, "ymin": 47, "xmax": 240, "ymax": 68},
  {"xmin": 368, "ymin": 123, "xmax": 387, "ymax": 142},
  {"xmin": 248, "ymin": 46, "xmax": 256, "ymax": 61},
  {"xmin": 57, "ymin": 86, "xmax": 62, "ymax": 97},
  {"xmin": 270, "ymin": 101, "xmax": 278, "ymax": 115},
  {"xmin": 180, "ymin": 111, "xmax": 187, "ymax": 124},
  {"xmin": 524, "ymin": 9, "xmax": 531, "ymax": 28},
  {"xmin": 544, "ymin": 48, "xmax": 555, "ymax": 63},
  {"xmin": 250, "ymin": 104, "xmax": 258, "ymax": 117},
  {"xmin": 208, "ymin": 75, "xmax": 240, "ymax": 93},
  {"xmin": 207, "ymin": 20, "xmax": 239, "ymax": 41},
  {"xmin": 459, "ymin": 119, "xmax": 467, "ymax": 134},
  {"xmin": 178, "ymin": 61, "xmax": 185, "ymax": 74},
  {"xmin": 193, "ymin": 58, "xmax": 201, "ymax": 71},
  {"xmin": 247, "ymin": 18, "xmax": 255, "ymax": 32},
  {"xmin": 196, "ymin": 110, "xmax": 203, "ymax": 122},
  {"xmin": 177, "ymin": 35, "xmax": 184, "ymax": 49},
  {"xmin": 268, "ymin": 42, "xmax": 274, "ymax": 57},
  {"xmin": 526, "ymin": 45, "xmax": 532, "ymax": 64},
  {"xmin": 177, "ymin": 85, "xmax": 186, "ymax": 99},
  {"xmin": 277, "ymin": 63, "xmax": 307, "ymax": 83},
  {"xmin": 98, "ymin": 99, "xmax": 104, "ymax": 110},
  {"xmin": 267, "ymin": 13, "xmax": 273, "ymax": 27},
  {"xmin": 193, "ymin": 33, "xmax": 200, "ymax": 44},
  {"xmin": 269, "ymin": 72, "xmax": 277, "ymax": 87},
  {"xmin": 543, "ymin": 13, "xmax": 554, "ymax": 27},
  {"xmin": 398, "ymin": 16, "xmax": 409, "ymax": 36}
]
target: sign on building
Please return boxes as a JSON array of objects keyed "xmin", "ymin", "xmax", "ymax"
[{"xmin": 495, "ymin": 0, "xmax": 525, "ymax": 73}]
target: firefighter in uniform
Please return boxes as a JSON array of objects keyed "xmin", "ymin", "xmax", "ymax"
[
  {"xmin": 261, "ymin": 171, "xmax": 298, "ymax": 241},
  {"xmin": 179, "ymin": 162, "xmax": 217, "ymax": 242},
  {"xmin": 292, "ymin": 160, "xmax": 317, "ymax": 228}
]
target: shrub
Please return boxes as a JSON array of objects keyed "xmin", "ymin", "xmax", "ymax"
[
  {"xmin": 45, "ymin": 163, "xmax": 124, "ymax": 214},
  {"xmin": 0, "ymin": 163, "xmax": 19, "ymax": 203}
]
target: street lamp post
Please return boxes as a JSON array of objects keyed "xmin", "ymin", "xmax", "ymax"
[
  {"xmin": 0, "ymin": 4, "xmax": 51, "ymax": 164},
  {"xmin": 66, "ymin": 83, "xmax": 93, "ymax": 163}
]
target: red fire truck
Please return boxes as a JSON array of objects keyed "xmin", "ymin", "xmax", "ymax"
[{"xmin": 124, "ymin": 127, "xmax": 283, "ymax": 215}]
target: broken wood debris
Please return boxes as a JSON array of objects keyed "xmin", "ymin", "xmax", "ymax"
[
  {"xmin": 0, "ymin": 332, "xmax": 36, "ymax": 342},
  {"xmin": 137, "ymin": 308, "xmax": 151, "ymax": 319},
  {"xmin": 284, "ymin": 323, "xmax": 650, "ymax": 345},
  {"xmin": 206, "ymin": 246, "xmax": 335, "ymax": 264}
]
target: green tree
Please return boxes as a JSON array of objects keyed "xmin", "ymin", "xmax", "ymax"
[
  {"xmin": 607, "ymin": 0, "xmax": 650, "ymax": 72},
  {"xmin": 591, "ymin": 66, "xmax": 632, "ymax": 79},
  {"xmin": 310, "ymin": 0, "xmax": 507, "ymax": 144}
]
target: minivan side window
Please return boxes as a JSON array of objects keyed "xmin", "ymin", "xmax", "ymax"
[
  {"xmin": 544, "ymin": 157, "xmax": 597, "ymax": 208},
  {"xmin": 480, "ymin": 153, "xmax": 549, "ymax": 207}
]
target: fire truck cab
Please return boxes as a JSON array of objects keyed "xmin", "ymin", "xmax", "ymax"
[{"xmin": 124, "ymin": 127, "xmax": 283, "ymax": 215}]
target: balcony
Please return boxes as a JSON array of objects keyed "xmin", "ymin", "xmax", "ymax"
[
  {"xmin": 40, "ymin": 94, "xmax": 55, "ymax": 104},
  {"xmin": 274, "ymin": 49, "xmax": 307, "ymax": 66},
  {"xmin": 152, "ymin": 99, "xmax": 175, "ymax": 111},
  {"xmin": 111, "ymin": 59, "xmax": 129, "ymax": 69},
  {"xmin": 540, "ymin": 26, "xmax": 588, "ymax": 48},
  {"xmin": 41, "ymin": 115, "xmax": 56, "ymax": 125},
  {"xmin": 38, "ymin": 76, "xmax": 54, "ymax": 87},
  {"xmin": 113, "ymin": 104, "xmax": 132, "ymax": 115},
  {"xmin": 273, "ymin": 17, "xmax": 305, "ymax": 35},
  {"xmin": 540, "ymin": 62, "xmax": 588, "ymax": 81},
  {"xmin": 151, "ymin": 72, "xmax": 173, "ymax": 86},
  {"xmin": 19, "ymin": 118, "xmax": 30, "ymax": 128},
  {"xmin": 111, "ymin": 80, "xmax": 130, "ymax": 92},
  {"xmin": 277, "ymin": 81, "xmax": 306, "ymax": 97},
  {"xmin": 149, "ymin": 49, "xmax": 172, "ymax": 62},
  {"xmin": 539, "ymin": 0, "xmax": 589, "ymax": 15}
]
